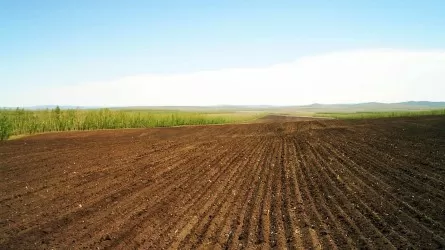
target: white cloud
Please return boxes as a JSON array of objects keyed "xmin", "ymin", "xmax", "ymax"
[{"xmin": 24, "ymin": 49, "xmax": 445, "ymax": 106}]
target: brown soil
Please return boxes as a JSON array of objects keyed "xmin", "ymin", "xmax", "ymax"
[
  {"xmin": 257, "ymin": 114, "xmax": 333, "ymax": 122},
  {"xmin": 1, "ymin": 115, "xmax": 445, "ymax": 249}
]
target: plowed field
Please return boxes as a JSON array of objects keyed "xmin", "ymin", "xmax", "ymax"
[{"xmin": 1, "ymin": 115, "xmax": 445, "ymax": 249}]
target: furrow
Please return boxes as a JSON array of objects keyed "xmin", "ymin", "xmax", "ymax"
[
  {"xmin": 218, "ymin": 133, "xmax": 272, "ymax": 249},
  {"xmin": 320, "ymin": 140, "xmax": 419, "ymax": 248},
  {"xmin": 337, "ymin": 139, "xmax": 445, "ymax": 235},
  {"xmin": 307, "ymin": 141, "xmax": 397, "ymax": 249},
  {"xmin": 268, "ymin": 137, "xmax": 288, "ymax": 249},
  {"xmin": 293, "ymin": 137, "xmax": 337, "ymax": 249},
  {"xmin": 303, "ymin": 141, "xmax": 370, "ymax": 249},
  {"xmin": 199, "ymin": 137, "xmax": 270, "ymax": 248},
  {"xmin": 323, "ymin": 139, "xmax": 445, "ymax": 248},
  {"xmin": 176, "ymin": 136, "xmax": 267, "ymax": 249},
  {"xmin": 284, "ymin": 136, "xmax": 314, "ymax": 249},
  {"xmin": 280, "ymin": 137, "xmax": 299, "ymax": 250},
  {"xmin": 110, "ymin": 137, "xmax": 254, "ymax": 248}
]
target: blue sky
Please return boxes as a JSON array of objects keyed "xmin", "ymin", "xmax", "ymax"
[{"xmin": 1, "ymin": 0, "xmax": 445, "ymax": 106}]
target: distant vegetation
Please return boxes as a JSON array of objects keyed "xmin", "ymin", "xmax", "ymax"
[
  {"xmin": 0, "ymin": 107, "xmax": 262, "ymax": 140},
  {"xmin": 2, "ymin": 104, "xmax": 445, "ymax": 141},
  {"xmin": 317, "ymin": 109, "xmax": 445, "ymax": 119}
]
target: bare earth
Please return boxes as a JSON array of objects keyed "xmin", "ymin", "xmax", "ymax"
[{"xmin": 1, "ymin": 115, "xmax": 445, "ymax": 249}]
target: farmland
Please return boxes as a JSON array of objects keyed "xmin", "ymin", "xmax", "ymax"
[{"xmin": 1, "ymin": 115, "xmax": 444, "ymax": 249}]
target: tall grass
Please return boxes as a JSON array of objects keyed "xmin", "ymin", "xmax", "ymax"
[
  {"xmin": 0, "ymin": 108, "xmax": 261, "ymax": 140},
  {"xmin": 317, "ymin": 109, "xmax": 445, "ymax": 119},
  {"xmin": 0, "ymin": 112, "xmax": 12, "ymax": 141}
]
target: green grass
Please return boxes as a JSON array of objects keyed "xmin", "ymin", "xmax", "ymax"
[
  {"xmin": 0, "ymin": 107, "xmax": 263, "ymax": 140},
  {"xmin": 316, "ymin": 109, "xmax": 445, "ymax": 119}
]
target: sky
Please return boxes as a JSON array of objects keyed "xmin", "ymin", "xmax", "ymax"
[{"xmin": 1, "ymin": 0, "xmax": 445, "ymax": 107}]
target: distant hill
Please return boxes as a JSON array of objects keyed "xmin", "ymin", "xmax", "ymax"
[
  {"xmin": 293, "ymin": 101, "xmax": 445, "ymax": 113},
  {"xmin": 295, "ymin": 101, "xmax": 445, "ymax": 112},
  {"xmin": 399, "ymin": 101, "xmax": 445, "ymax": 107},
  {"xmin": 3, "ymin": 101, "xmax": 445, "ymax": 113}
]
